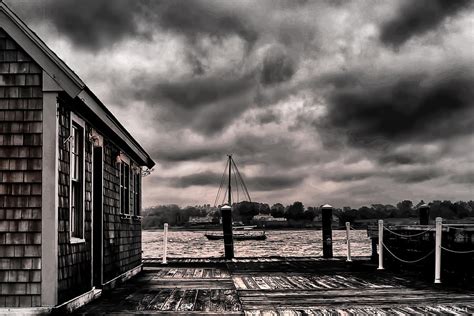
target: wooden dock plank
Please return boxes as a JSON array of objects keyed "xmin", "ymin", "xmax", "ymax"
[
  {"xmin": 161, "ymin": 289, "xmax": 184, "ymax": 311},
  {"xmin": 146, "ymin": 289, "xmax": 172, "ymax": 310},
  {"xmin": 177, "ymin": 289, "xmax": 197, "ymax": 311},
  {"xmin": 74, "ymin": 258, "xmax": 474, "ymax": 315}
]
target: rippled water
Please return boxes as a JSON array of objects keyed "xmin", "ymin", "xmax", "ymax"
[{"xmin": 142, "ymin": 229, "xmax": 372, "ymax": 258}]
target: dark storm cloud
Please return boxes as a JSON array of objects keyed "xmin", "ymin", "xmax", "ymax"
[
  {"xmin": 147, "ymin": 0, "xmax": 258, "ymax": 46},
  {"xmin": 150, "ymin": 132, "xmax": 313, "ymax": 171},
  {"xmin": 450, "ymin": 172, "xmax": 474, "ymax": 184},
  {"xmin": 164, "ymin": 170, "xmax": 303, "ymax": 191},
  {"xmin": 380, "ymin": 0, "xmax": 472, "ymax": 47},
  {"xmin": 376, "ymin": 148, "xmax": 441, "ymax": 166},
  {"xmin": 255, "ymin": 110, "xmax": 280, "ymax": 125},
  {"xmin": 321, "ymin": 67, "xmax": 474, "ymax": 149},
  {"xmin": 388, "ymin": 167, "xmax": 444, "ymax": 184},
  {"xmin": 174, "ymin": 171, "xmax": 222, "ymax": 188},
  {"xmin": 260, "ymin": 46, "xmax": 296, "ymax": 86},
  {"xmin": 12, "ymin": 0, "xmax": 144, "ymax": 51},
  {"xmin": 150, "ymin": 144, "xmax": 223, "ymax": 163},
  {"xmin": 134, "ymin": 72, "xmax": 256, "ymax": 109},
  {"xmin": 246, "ymin": 174, "xmax": 303, "ymax": 191},
  {"xmin": 321, "ymin": 166, "xmax": 444, "ymax": 184},
  {"xmin": 12, "ymin": 0, "xmax": 258, "ymax": 51},
  {"xmin": 378, "ymin": 152, "xmax": 426, "ymax": 166},
  {"xmin": 321, "ymin": 170, "xmax": 375, "ymax": 183}
]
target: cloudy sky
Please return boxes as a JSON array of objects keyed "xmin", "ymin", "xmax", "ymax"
[{"xmin": 10, "ymin": 0, "xmax": 474, "ymax": 208}]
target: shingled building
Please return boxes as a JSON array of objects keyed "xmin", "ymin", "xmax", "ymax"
[{"xmin": 0, "ymin": 2, "xmax": 155, "ymax": 311}]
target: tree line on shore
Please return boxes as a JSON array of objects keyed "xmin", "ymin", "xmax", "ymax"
[{"xmin": 142, "ymin": 200, "xmax": 474, "ymax": 229}]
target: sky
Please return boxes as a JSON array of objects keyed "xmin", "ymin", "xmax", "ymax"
[{"xmin": 9, "ymin": 0, "xmax": 474, "ymax": 208}]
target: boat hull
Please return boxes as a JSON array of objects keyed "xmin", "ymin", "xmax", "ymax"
[{"xmin": 205, "ymin": 233, "xmax": 267, "ymax": 241}]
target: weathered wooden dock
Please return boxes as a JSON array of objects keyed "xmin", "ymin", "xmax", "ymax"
[{"xmin": 72, "ymin": 256, "xmax": 474, "ymax": 315}]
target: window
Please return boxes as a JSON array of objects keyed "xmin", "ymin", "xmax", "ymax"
[
  {"xmin": 131, "ymin": 171, "xmax": 141, "ymax": 216},
  {"xmin": 120, "ymin": 162, "xmax": 130, "ymax": 214},
  {"xmin": 70, "ymin": 121, "xmax": 84, "ymax": 240}
]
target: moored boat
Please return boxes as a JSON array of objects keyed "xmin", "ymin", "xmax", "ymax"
[
  {"xmin": 205, "ymin": 231, "xmax": 267, "ymax": 241},
  {"xmin": 206, "ymin": 155, "xmax": 268, "ymax": 241}
]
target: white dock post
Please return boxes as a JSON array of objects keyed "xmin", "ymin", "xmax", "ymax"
[
  {"xmin": 346, "ymin": 222, "xmax": 352, "ymax": 262},
  {"xmin": 377, "ymin": 220, "xmax": 384, "ymax": 270},
  {"xmin": 162, "ymin": 223, "xmax": 168, "ymax": 264},
  {"xmin": 434, "ymin": 217, "xmax": 442, "ymax": 284}
]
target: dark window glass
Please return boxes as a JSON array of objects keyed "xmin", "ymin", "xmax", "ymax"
[
  {"xmin": 120, "ymin": 161, "xmax": 130, "ymax": 214},
  {"xmin": 71, "ymin": 123, "xmax": 83, "ymax": 239}
]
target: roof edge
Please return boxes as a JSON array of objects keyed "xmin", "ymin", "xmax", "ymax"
[{"xmin": 0, "ymin": 1, "xmax": 155, "ymax": 168}]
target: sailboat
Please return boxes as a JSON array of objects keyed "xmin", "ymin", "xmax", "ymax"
[{"xmin": 204, "ymin": 155, "xmax": 267, "ymax": 241}]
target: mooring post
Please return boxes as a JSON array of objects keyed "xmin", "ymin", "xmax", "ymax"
[
  {"xmin": 377, "ymin": 219, "xmax": 384, "ymax": 270},
  {"xmin": 371, "ymin": 238, "xmax": 378, "ymax": 262},
  {"xmin": 162, "ymin": 223, "xmax": 168, "ymax": 264},
  {"xmin": 434, "ymin": 217, "xmax": 442, "ymax": 284},
  {"xmin": 221, "ymin": 205, "xmax": 234, "ymax": 259},
  {"xmin": 322, "ymin": 204, "xmax": 333, "ymax": 258},
  {"xmin": 346, "ymin": 222, "xmax": 352, "ymax": 262},
  {"xmin": 419, "ymin": 203, "xmax": 430, "ymax": 225}
]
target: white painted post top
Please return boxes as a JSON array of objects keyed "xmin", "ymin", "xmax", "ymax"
[
  {"xmin": 221, "ymin": 205, "xmax": 231, "ymax": 211},
  {"xmin": 322, "ymin": 204, "xmax": 333, "ymax": 209}
]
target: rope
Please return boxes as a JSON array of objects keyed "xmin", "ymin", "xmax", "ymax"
[
  {"xmin": 213, "ymin": 159, "xmax": 229, "ymax": 207},
  {"xmin": 232, "ymin": 162, "xmax": 239, "ymax": 203},
  {"xmin": 382, "ymin": 242, "xmax": 434, "ymax": 263},
  {"xmin": 442, "ymin": 223, "xmax": 474, "ymax": 227},
  {"xmin": 441, "ymin": 246, "xmax": 474, "ymax": 254},
  {"xmin": 231, "ymin": 158, "xmax": 251, "ymax": 202},
  {"xmin": 443, "ymin": 225, "xmax": 472, "ymax": 230},
  {"xmin": 383, "ymin": 226, "xmax": 433, "ymax": 238}
]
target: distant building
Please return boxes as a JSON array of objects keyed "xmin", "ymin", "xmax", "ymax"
[{"xmin": 0, "ymin": 2, "xmax": 154, "ymax": 310}]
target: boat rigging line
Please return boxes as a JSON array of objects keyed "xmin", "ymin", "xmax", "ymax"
[{"xmin": 213, "ymin": 154, "xmax": 252, "ymax": 208}]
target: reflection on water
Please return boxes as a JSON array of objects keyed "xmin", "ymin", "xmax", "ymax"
[{"xmin": 142, "ymin": 229, "xmax": 371, "ymax": 258}]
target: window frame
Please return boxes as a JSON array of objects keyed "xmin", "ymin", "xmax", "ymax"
[
  {"xmin": 118, "ymin": 155, "xmax": 131, "ymax": 215},
  {"xmin": 70, "ymin": 113, "xmax": 86, "ymax": 243}
]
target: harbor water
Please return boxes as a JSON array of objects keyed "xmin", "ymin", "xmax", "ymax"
[{"xmin": 142, "ymin": 229, "xmax": 372, "ymax": 258}]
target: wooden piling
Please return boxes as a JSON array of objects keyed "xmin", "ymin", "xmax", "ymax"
[
  {"xmin": 322, "ymin": 204, "xmax": 333, "ymax": 258},
  {"xmin": 419, "ymin": 203, "xmax": 430, "ymax": 225},
  {"xmin": 221, "ymin": 205, "xmax": 234, "ymax": 259}
]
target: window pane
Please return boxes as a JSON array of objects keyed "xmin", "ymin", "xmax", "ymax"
[
  {"xmin": 71, "ymin": 128, "xmax": 76, "ymax": 180},
  {"xmin": 74, "ymin": 127, "xmax": 80, "ymax": 154},
  {"xmin": 70, "ymin": 122, "xmax": 84, "ymax": 239},
  {"xmin": 71, "ymin": 185, "xmax": 76, "ymax": 234},
  {"xmin": 120, "ymin": 163, "xmax": 124, "ymax": 186}
]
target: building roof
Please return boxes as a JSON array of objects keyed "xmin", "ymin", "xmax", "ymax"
[{"xmin": 0, "ymin": 1, "xmax": 155, "ymax": 168}]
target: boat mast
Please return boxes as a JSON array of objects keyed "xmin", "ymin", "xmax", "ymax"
[{"xmin": 228, "ymin": 154, "xmax": 232, "ymax": 206}]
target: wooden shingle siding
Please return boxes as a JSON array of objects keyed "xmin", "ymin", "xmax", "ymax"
[
  {"xmin": 0, "ymin": 28, "xmax": 42, "ymax": 307},
  {"xmin": 103, "ymin": 140, "xmax": 142, "ymax": 282},
  {"xmin": 56, "ymin": 96, "xmax": 93, "ymax": 303}
]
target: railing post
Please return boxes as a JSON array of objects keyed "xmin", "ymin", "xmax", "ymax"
[
  {"xmin": 377, "ymin": 219, "xmax": 384, "ymax": 270},
  {"xmin": 434, "ymin": 217, "xmax": 442, "ymax": 284},
  {"xmin": 346, "ymin": 222, "xmax": 352, "ymax": 262},
  {"xmin": 162, "ymin": 223, "xmax": 168, "ymax": 264}
]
